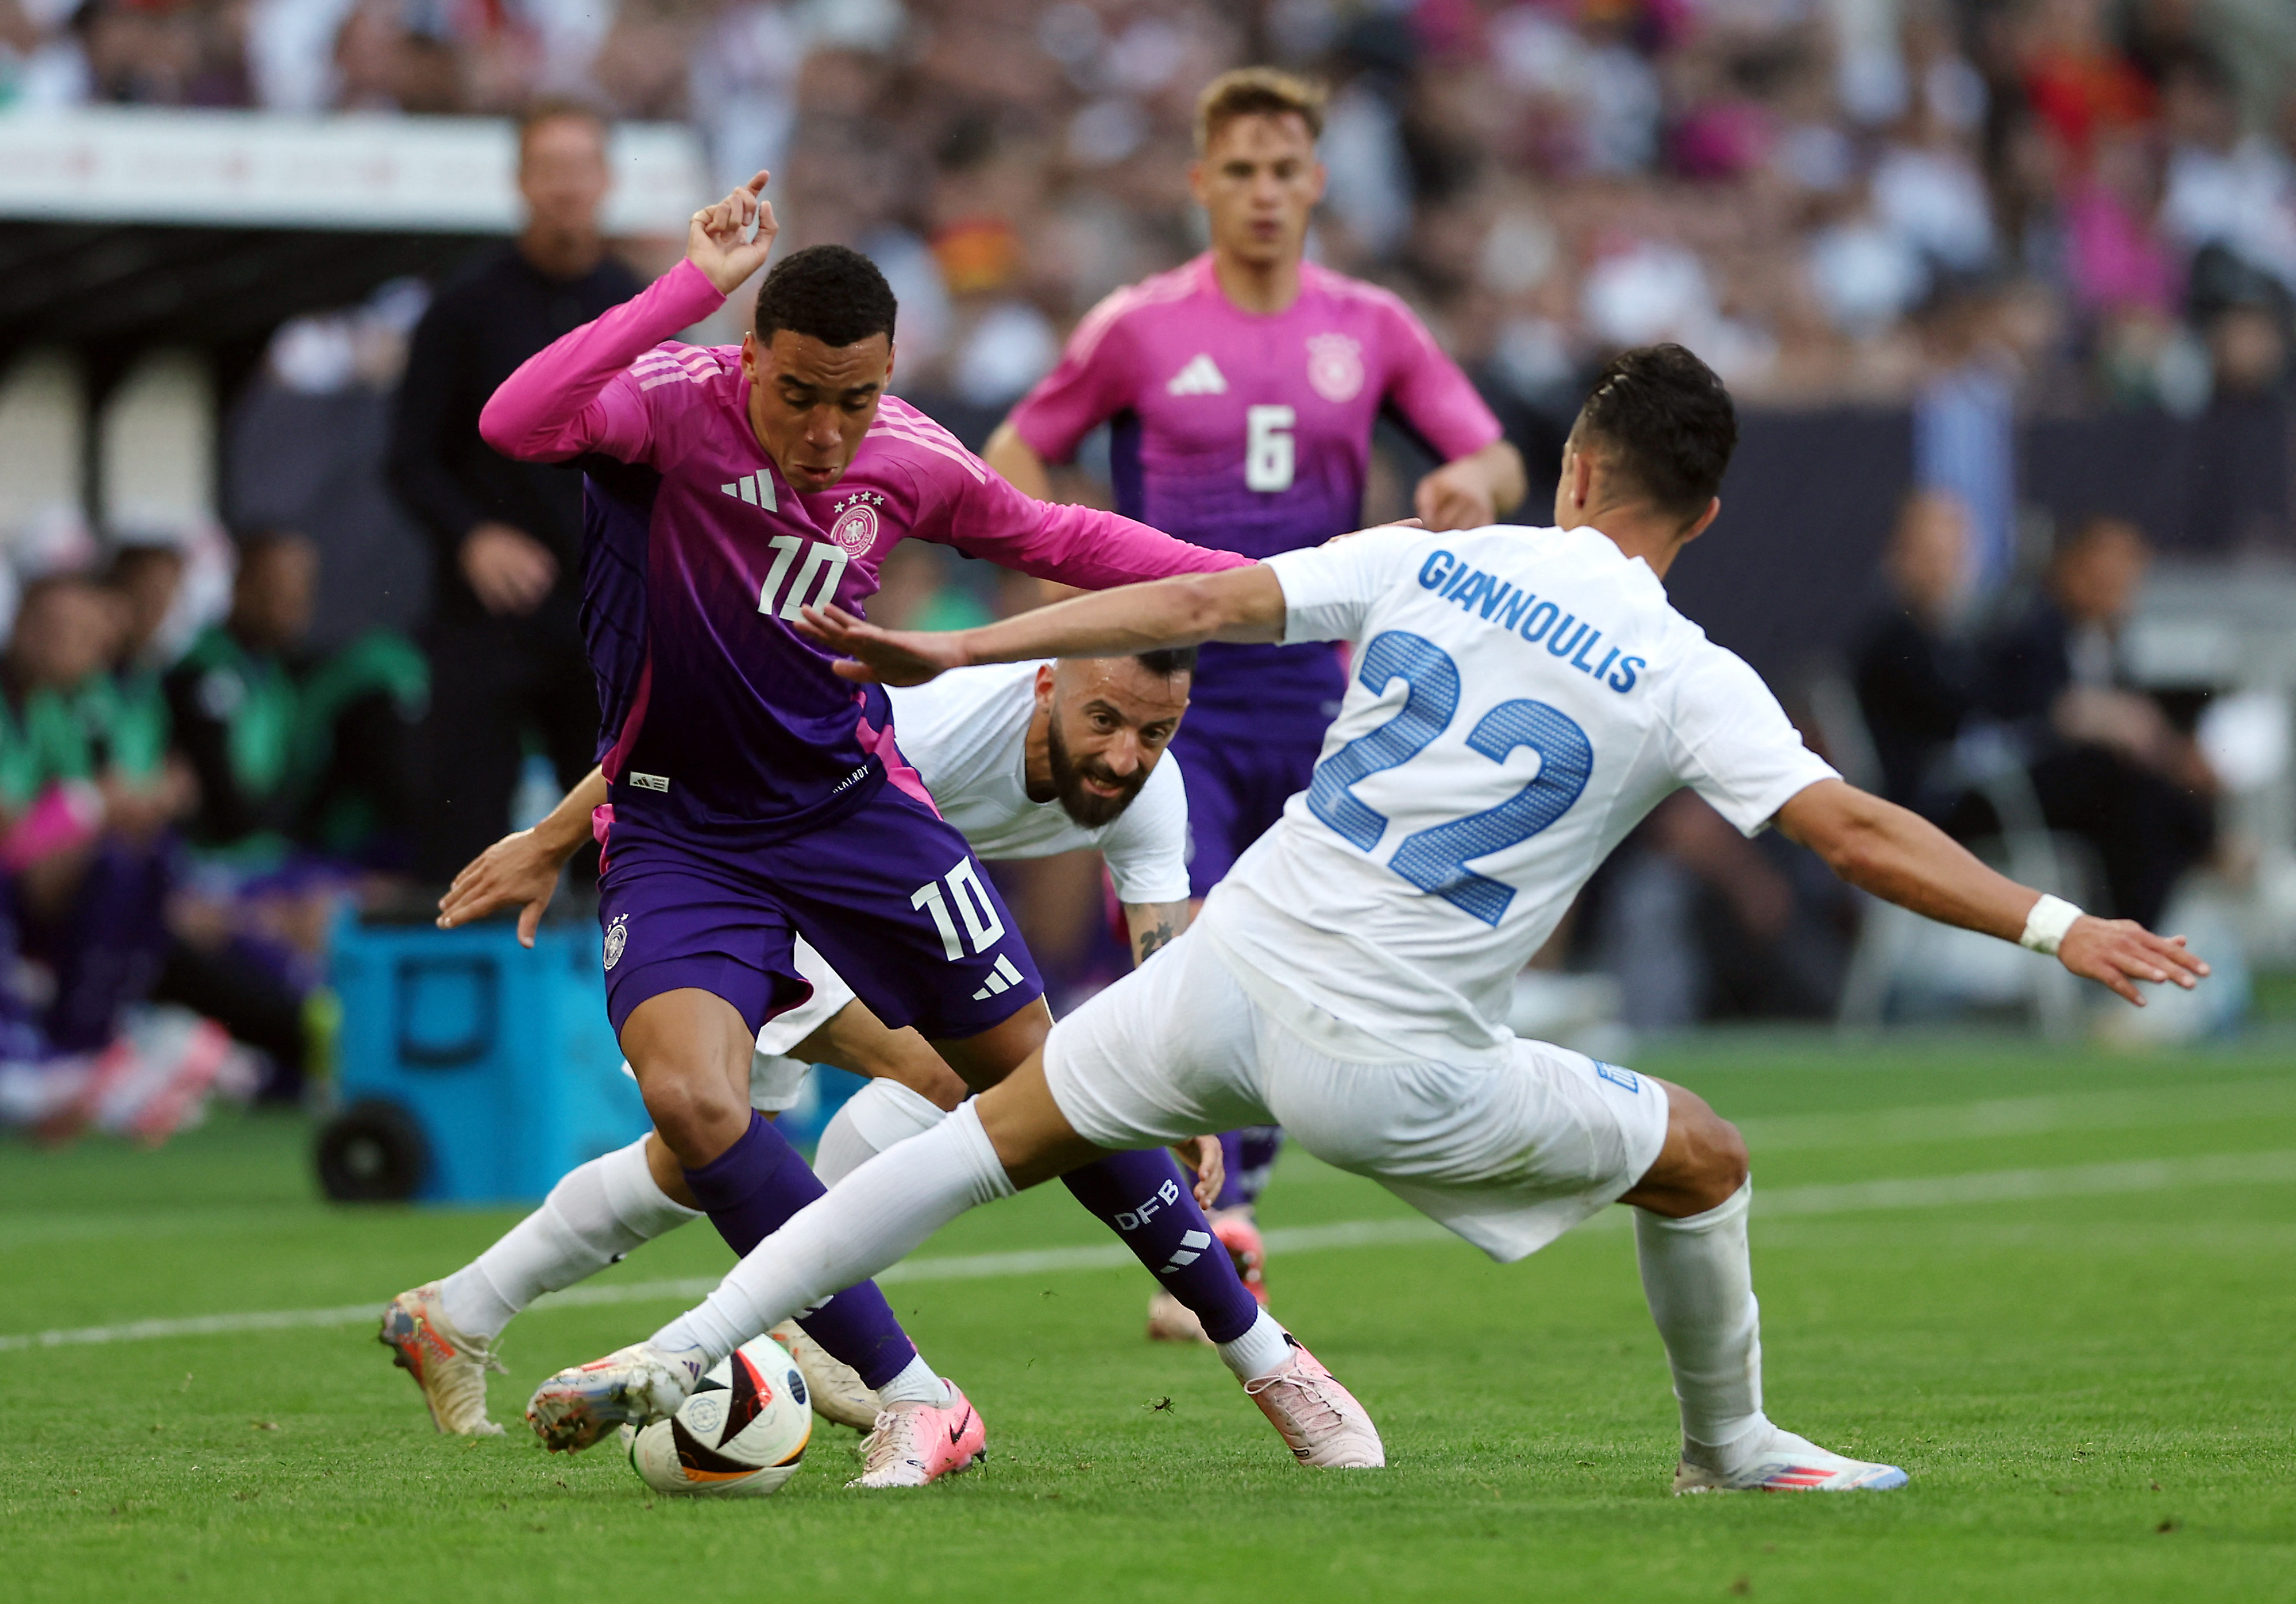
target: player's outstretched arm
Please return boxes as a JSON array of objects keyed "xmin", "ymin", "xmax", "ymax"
[
  {"xmin": 478, "ymin": 173, "xmax": 775, "ymax": 463},
  {"xmin": 436, "ymin": 766, "xmax": 609, "ymax": 947},
  {"xmin": 797, "ymin": 565, "xmax": 1288, "ymax": 686},
  {"xmin": 1774, "ymin": 778, "xmax": 2208, "ymax": 1006}
]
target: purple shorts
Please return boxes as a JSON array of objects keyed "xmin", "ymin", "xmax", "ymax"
[
  {"xmin": 597, "ymin": 778, "xmax": 1044, "ymax": 1042},
  {"xmin": 1170, "ymin": 718, "xmax": 1330, "ymax": 900}
]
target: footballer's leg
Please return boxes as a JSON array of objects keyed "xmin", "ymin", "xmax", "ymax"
[
  {"xmin": 757, "ymin": 995, "xmax": 969, "ymax": 1429},
  {"xmin": 779, "ymin": 785, "xmax": 1269, "ymax": 1367},
  {"xmin": 381, "ymin": 1132, "xmax": 699, "ymax": 1435},
  {"xmin": 559, "ymin": 926, "xmax": 1382, "ymax": 1472},
  {"xmin": 1624, "ymin": 1081, "xmax": 1907, "ymax": 1493},
  {"xmin": 388, "ymin": 990, "xmax": 958, "ymax": 1437},
  {"xmin": 523, "ymin": 836, "xmax": 961, "ymax": 1455},
  {"xmin": 931, "ymin": 999, "xmax": 1269, "ymax": 1360},
  {"xmin": 1149, "ymin": 731, "xmax": 1314, "ymax": 1341}
]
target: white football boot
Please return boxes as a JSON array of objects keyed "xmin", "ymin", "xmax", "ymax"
[
  {"xmin": 770, "ymin": 1319, "xmax": 880, "ymax": 1430},
  {"xmin": 1242, "ymin": 1334, "xmax": 1384, "ymax": 1468},
  {"xmin": 378, "ymin": 1284, "xmax": 505, "ymax": 1437},
  {"xmin": 524, "ymin": 1342, "xmax": 709, "ymax": 1454},
  {"xmin": 1672, "ymin": 1425, "xmax": 1908, "ymax": 1493}
]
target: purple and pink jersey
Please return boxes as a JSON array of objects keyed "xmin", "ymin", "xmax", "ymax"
[
  {"xmin": 480, "ymin": 257, "xmax": 1251, "ymax": 842},
  {"xmin": 1008, "ymin": 253, "xmax": 1502, "ymax": 725}
]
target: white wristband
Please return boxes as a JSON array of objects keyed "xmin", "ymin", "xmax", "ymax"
[{"xmin": 2019, "ymin": 894, "xmax": 2083, "ymax": 955}]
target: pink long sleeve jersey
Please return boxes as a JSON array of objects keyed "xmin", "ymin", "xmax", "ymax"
[{"xmin": 481, "ymin": 258, "xmax": 1251, "ymax": 839}]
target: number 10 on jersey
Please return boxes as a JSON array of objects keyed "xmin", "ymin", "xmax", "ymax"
[{"xmin": 758, "ymin": 536, "xmax": 848, "ymax": 620}]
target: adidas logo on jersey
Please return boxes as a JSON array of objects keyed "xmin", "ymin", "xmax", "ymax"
[
  {"xmin": 720, "ymin": 469, "xmax": 778, "ymax": 511},
  {"xmin": 1166, "ymin": 354, "xmax": 1228, "ymax": 396}
]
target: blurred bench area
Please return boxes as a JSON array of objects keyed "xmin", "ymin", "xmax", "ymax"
[{"xmin": 0, "ymin": 0, "xmax": 2291, "ymax": 1157}]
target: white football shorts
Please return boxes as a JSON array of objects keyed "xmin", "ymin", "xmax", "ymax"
[
  {"xmin": 619, "ymin": 937, "xmax": 858, "ymax": 1113},
  {"xmin": 1043, "ymin": 926, "xmax": 1670, "ymax": 1263}
]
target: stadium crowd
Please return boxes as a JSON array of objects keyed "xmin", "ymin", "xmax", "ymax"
[
  {"xmin": 6, "ymin": 0, "xmax": 2295, "ymax": 418},
  {"xmin": 2, "ymin": 0, "xmax": 2280, "ymax": 1131}
]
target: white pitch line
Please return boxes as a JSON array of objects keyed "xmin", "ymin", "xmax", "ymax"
[
  {"xmin": 5, "ymin": 1150, "xmax": 2292, "ymax": 1355},
  {"xmin": 1735, "ymin": 1080, "xmax": 2296, "ymax": 1154}
]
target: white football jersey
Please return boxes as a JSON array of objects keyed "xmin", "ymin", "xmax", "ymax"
[
  {"xmin": 888, "ymin": 660, "xmax": 1191, "ymax": 904},
  {"xmin": 1199, "ymin": 523, "xmax": 1839, "ymax": 1065}
]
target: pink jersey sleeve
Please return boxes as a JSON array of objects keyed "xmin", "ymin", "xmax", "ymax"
[
  {"xmin": 1377, "ymin": 298, "xmax": 1504, "ymax": 463},
  {"xmin": 479, "ymin": 257, "xmax": 729, "ymax": 465},
  {"xmin": 1005, "ymin": 291, "xmax": 1141, "ymax": 463},
  {"xmin": 909, "ymin": 443, "xmax": 1251, "ymax": 584}
]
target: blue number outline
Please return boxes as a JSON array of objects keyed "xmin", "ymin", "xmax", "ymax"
[
  {"xmin": 1387, "ymin": 698, "xmax": 1593, "ymax": 926},
  {"xmin": 1304, "ymin": 631, "xmax": 1459, "ymax": 851}
]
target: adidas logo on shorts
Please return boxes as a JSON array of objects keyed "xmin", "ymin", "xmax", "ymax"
[{"xmin": 971, "ymin": 953, "xmax": 1027, "ymax": 1000}]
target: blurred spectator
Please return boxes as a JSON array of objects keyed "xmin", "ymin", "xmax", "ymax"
[
  {"xmin": 227, "ymin": 279, "xmax": 434, "ymax": 649},
  {"xmin": 2157, "ymin": 51, "xmax": 2296, "ymax": 302},
  {"xmin": 1591, "ymin": 791, "xmax": 1855, "ymax": 1030},
  {"xmin": 1850, "ymin": 489, "xmax": 1979, "ymax": 810},
  {"xmin": 1970, "ymin": 515, "xmax": 2217, "ymax": 926},
  {"xmin": 2, "ymin": 572, "xmax": 180, "ymax": 1054},
  {"xmin": 387, "ymin": 100, "xmax": 639, "ymax": 882},
  {"xmin": 154, "ymin": 530, "xmax": 423, "ymax": 1093},
  {"xmin": 165, "ymin": 531, "xmax": 316, "ymax": 852},
  {"xmin": 7, "ymin": 0, "xmax": 2291, "ymax": 422},
  {"xmin": 2018, "ymin": 0, "xmax": 2158, "ymax": 162}
]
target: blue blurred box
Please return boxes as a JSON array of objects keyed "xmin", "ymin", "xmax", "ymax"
[{"xmin": 321, "ymin": 911, "xmax": 650, "ymax": 1205}]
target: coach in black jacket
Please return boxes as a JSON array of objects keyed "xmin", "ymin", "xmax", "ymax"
[{"xmin": 387, "ymin": 100, "xmax": 641, "ymax": 882}]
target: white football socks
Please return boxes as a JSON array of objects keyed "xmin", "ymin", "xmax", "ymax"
[
  {"xmin": 875, "ymin": 1355, "xmax": 954, "ymax": 1408},
  {"xmin": 653, "ymin": 1101, "xmax": 1015, "ymax": 1364},
  {"xmin": 813, "ymin": 1078, "xmax": 951, "ymax": 1186},
  {"xmin": 440, "ymin": 1138, "xmax": 700, "ymax": 1343},
  {"xmin": 1634, "ymin": 1180, "xmax": 1771, "ymax": 1472},
  {"xmin": 1214, "ymin": 1308, "xmax": 1292, "ymax": 1382}
]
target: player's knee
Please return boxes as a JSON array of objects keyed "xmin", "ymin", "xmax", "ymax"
[
  {"xmin": 1653, "ymin": 1084, "xmax": 1748, "ymax": 1213},
  {"xmin": 1697, "ymin": 1111, "xmax": 1750, "ymax": 1201},
  {"xmin": 636, "ymin": 1064, "xmax": 749, "ymax": 1165}
]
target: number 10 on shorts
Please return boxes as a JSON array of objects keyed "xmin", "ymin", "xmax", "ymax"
[{"xmin": 912, "ymin": 859, "xmax": 1006, "ymax": 960}]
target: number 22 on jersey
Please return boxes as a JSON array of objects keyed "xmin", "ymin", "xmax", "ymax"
[{"xmin": 1306, "ymin": 630, "xmax": 1593, "ymax": 926}]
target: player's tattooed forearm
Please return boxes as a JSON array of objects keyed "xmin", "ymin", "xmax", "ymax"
[{"xmin": 1135, "ymin": 919, "xmax": 1180, "ymax": 962}]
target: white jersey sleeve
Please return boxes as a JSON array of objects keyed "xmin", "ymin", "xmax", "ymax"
[
  {"xmin": 1097, "ymin": 752, "xmax": 1191, "ymax": 905},
  {"xmin": 1266, "ymin": 527, "xmax": 1434, "ymax": 644},
  {"xmin": 1656, "ymin": 643, "xmax": 1840, "ymax": 836}
]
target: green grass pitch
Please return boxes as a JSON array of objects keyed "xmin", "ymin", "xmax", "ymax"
[{"xmin": 5, "ymin": 1034, "xmax": 2293, "ymax": 1603}]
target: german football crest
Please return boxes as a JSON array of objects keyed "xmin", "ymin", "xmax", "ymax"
[
  {"xmin": 1306, "ymin": 333, "xmax": 1365, "ymax": 403},
  {"xmin": 828, "ymin": 492, "xmax": 885, "ymax": 556},
  {"xmin": 603, "ymin": 914, "xmax": 628, "ymax": 971}
]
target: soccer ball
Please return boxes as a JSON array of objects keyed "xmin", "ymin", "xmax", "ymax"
[{"xmin": 627, "ymin": 1334, "xmax": 813, "ymax": 1497}]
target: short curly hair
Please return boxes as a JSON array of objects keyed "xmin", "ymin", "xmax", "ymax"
[
  {"xmin": 1572, "ymin": 344, "xmax": 1738, "ymax": 518},
  {"xmin": 753, "ymin": 245, "xmax": 898, "ymax": 349}
]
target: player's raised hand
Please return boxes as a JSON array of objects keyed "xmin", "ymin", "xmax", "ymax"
[
  {"xmin": 794, "ymin": 602, "xmax": 967, "ymax": 686},
  {"xmin": 437, "ymin": 827, "xmax": 565, "ymax": 948},
  {"xmin": 687, "ymin": 171, "xmax": 777, "ymax": 295},
  {"xmin": 2055, "ymin": 915, "xmax": 2209, "ymax": 1006}
]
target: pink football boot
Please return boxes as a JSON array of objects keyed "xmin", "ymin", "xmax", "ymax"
[
  {"xmin": 848, "ymin": 1382, "xmax": 989, "ymax": 1488},
  {"xmin": 1243, "ymin": 1335, "xmax": 1384, "ymax": 1468}
]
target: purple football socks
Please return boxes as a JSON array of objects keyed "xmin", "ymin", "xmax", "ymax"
[
  {"xmin": 1062, "ymin": 1149, "xmax": 1261, "ymax": 1344},
  {"xmin": 682, "ymin": 1111, "xmax": 918, "ymax": 1388},
  {"xmin": 1214, "ymin": 1126, "xmax": 1286, "ymax": 1212}
]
